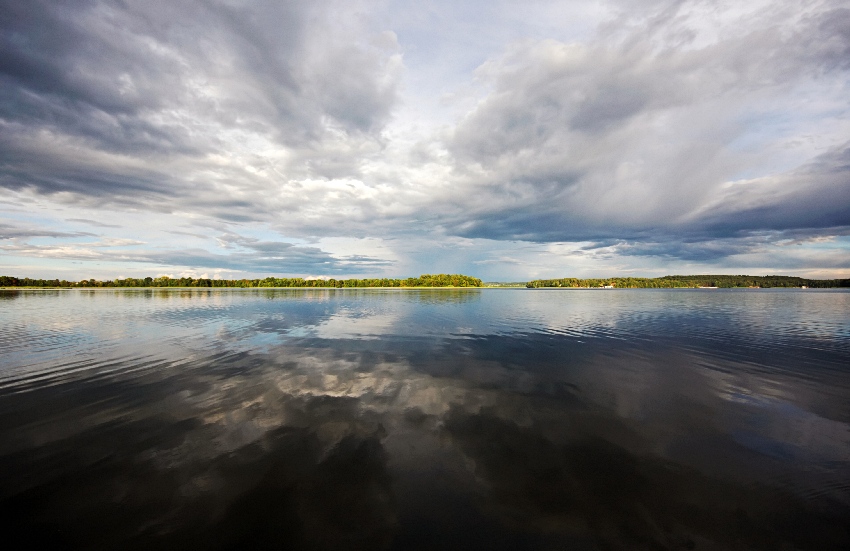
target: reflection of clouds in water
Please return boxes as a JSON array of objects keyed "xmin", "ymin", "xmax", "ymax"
[
  {"xmin": 186, "ymin": 347, "xmax": 486, "ymax": 454},
  {"xmin": 119, "ymin": 338, "xmax": 850, "ymax": 508},
  {"xmin": 442, "ymin": 406, "xmax": 850, "ymax": 551},
  {"xmin": 314, "ymin": 310, "xmax": 404, "ymax": 340},
  {"xmin": 0, "ymin": 290, "xmax": 249, "ymax": 386},
  {"xmin": 2, "ymin": 338, "xmax": 849, "ymax": 549},
  {"xmin": 727, "ymin": 398, "xmax": 850, "ymax": 463},
  {"xmin": 2, "ymin": 290, "xmax": 849, "ymax": 549},
  {"xmin": 0, "ymin": 351, "xmax": 401, "ymax": 548},
  {"xmin": 537, "ymin": 346, "xmax": 850, "ymax": 491},
  {"xmin": 702, "ymin": 366, "xmax": 850, "ymax": 467}
]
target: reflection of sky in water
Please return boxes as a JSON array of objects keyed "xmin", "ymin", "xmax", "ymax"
[{"xmin": 0, "ymin": 288, "xmax": 848, "ymax": 549}]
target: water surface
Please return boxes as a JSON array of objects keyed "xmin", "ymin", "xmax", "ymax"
[{"xmin": 1, "ymin": 288, "xmax": 848, "ymax": 549}]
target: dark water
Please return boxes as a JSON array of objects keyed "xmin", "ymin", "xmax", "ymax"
[{"xmin": 1, "ymin": 288, "xmax": 848, "ymax": 550}]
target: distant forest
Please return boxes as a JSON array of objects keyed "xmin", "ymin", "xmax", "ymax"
[
  {"xmin": 0, "ymin": 274, "xmax": 483, "ymax": 288},
  {"xmin": 526, "ymin": 275, "xmax": 850, "ymax": 288},
  {"xmin": 4, "ymin": 274, "xmax": 849, "ymax": 289}
]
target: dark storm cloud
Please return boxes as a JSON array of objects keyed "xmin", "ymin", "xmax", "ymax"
[
  {"xmin": 576, "ymin": 236, "xmax": 743, "ymax": 263},
  {"xmin": 0, "ymin": 221, "xmax": 94, "ymax": 241},
  {"xmin": 0, "ymin": 131, "xmax": 176, "ymax": 202},
  {"xmin": 449, "ymin": 208, "xmax": 599, "ymax": 242},
  {"xmin": 442, "ymin": 1, "xmax": 850, "ymax": 259},
  {"xmin": 0, "ymin": 0, "xmax": 400, "ymax": 205},
  {"xmin": 204, "ymin": 232, "xmax": 393, "ymax": 272},
  {"xmin": 1, "ymin": 229, "xmax": 392, "ymax": 275},
  {"xmin": 0, "ymin": 0, "xmax": 395, "ymax": 144},
  {"xmin": 447, "ymin": 141, "xmax": 850, "ymax": 249},
  {"xmin": 692, "ymin": 143, "xmax": 850, "ymax": 233},
  {"xmin": 0, "ymin": 0, "xmax": 203, "ymax": 154},
  {"xmin": 65, "ymin": 218, "xmax": 121, "ymax": 228},
  {"xmin": 142, "ymin": 246, "xmax": 393, "ymax": 274}
]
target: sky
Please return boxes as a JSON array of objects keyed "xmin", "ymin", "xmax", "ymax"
[{"xmin": 1, "ymin": 0, "xmax": 849, "ymax": 281}]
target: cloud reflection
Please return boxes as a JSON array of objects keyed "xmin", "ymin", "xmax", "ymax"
[{"xmin": 0, "ymin": 290, "xmax": 848, "ymax": 549}]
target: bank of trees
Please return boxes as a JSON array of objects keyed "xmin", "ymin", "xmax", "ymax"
[
  {"xmin": 6, "ymin": 273, "xmax": 848, "ymax": 290},
  {"xmin": 526, "ymin": 275, "xmax": 850, "ymax": 288},
  {"xmin": 1, "ymin": 274, "xmax": 483, "ymax": 288},
  {"xmin": 0, "ymin": 276, "xmax": 76, "ymax": 288}
]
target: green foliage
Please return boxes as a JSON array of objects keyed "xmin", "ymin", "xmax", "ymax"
[
  {"xmin": 526, "ymin": 275, "xmax": 850, "ymax": 288},
  {"xmin": 0, "ymin": 274, "xmax": 483, "ymax": 288},
  {"xmin": 0, "ymin": 276, "xmax": 74, "ymax": 288},
  {"xmin": 6, "ymin": 273, "xmax": 848, "ymax": 290}
]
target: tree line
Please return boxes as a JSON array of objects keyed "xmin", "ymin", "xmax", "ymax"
[
  {"xmin": 4, "ymin": 274, "xmax": 848, "ymax": 289},
  {"xmin": 0, "ymin": 274, "xmax": 483, "ymax": 288},
  {"xmin": 525, "ymin": 275, "xmax": 850, "ymax": 288}
]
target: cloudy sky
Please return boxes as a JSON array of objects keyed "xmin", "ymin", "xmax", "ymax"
[{"xmin": 1, "ymin": 0, "xmax": 849, "ymax": 281}]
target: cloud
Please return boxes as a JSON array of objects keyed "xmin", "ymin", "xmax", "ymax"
[
  {"xmin": 0, "ymin": 229, "xmax": 392, "ymax": 275},
  {"xmin": 688, "ymin": 143, "xmax": 850, "ymax": 233},
  {"xmin": 473, "ymin": 256, "xmax": 523, "ymax": 265},
  {"xmin": 0, "ymin": 221, "xmax": 95, "ymax": 240},
  {"xmin": 0, "ymin": 0, "xmax": 849, "ymax": 276},
  {"xmin": 0, "ymin": 0, "xmax": 402, "ymax": 210},
  {"xmin": 440, "ymin": 0, "xmax": 850, "ymax": 252},
  {"xmin": 65, "ymin": 218, "xmax": 122, "ymax": 228}
]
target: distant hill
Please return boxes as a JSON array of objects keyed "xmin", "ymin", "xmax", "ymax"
[{"xmin": 526, "ymin": 275, "xmax": 850, "ymax": 288}]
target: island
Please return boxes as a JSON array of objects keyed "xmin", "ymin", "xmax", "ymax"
[
  {"xmin": 526, "ymin": 275, "xmax": 850, "ymax": 288},
  {"xmin": 0, "ymin": 274, "xmax": 483, "ymax": 288}
]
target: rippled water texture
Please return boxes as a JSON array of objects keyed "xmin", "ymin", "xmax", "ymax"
[{"xmin": 1, "ymin": 288, "xmax": 849, "ymax": 550}]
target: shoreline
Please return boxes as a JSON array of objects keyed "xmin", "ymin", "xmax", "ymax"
[{"xmin": 2, "ymin": 286, "xmax": 845, "ymax": 291}]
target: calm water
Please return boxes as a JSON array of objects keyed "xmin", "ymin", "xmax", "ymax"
[{"xmin": 1, "ymin": 288, "xmax": 848, "ymax": 550}]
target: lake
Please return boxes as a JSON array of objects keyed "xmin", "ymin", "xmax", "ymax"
[{"xmin": 1, "ymin": 288, "xmax": 848, "ymax": 550}]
